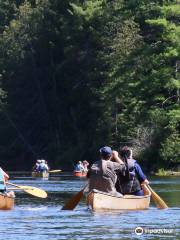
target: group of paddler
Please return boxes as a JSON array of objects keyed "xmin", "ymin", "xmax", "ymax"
[
  {"xmin": 74, "ymin": 160, "xmax": 89, "ymax": 177},
  {"xmin": 0, "ymin": 158, "xmax": 58, "ymax": 209},
  {"xmin": 0, "ymin": 146, "xmax": 168, "ymax": 211},
  {"xmin": 32, "ymin": 159, "xmax": 62, "ymax": 178},
  {"xmin": 32, "ymin": 159, "xmax": 49, "ymax": 173},
  {"xmin": 88, "ymin": 146, "xmax": 149, "ymax": 197},
  {"xmin": 62, "ymin": 146, "xmax": 168, "ymax": 210}
]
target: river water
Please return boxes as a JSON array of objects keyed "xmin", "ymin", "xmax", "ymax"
[{"xmin": 1, "ymin": 173, "xmax": 179, "ymax": 239}]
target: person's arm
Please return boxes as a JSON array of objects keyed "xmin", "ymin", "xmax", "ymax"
[
  {"xmin": 45, "ymin": 164, "xmax": 49, "ymax": 170},
  {"xmin": 2, "ymin": 170, "xmax": 9, "ymax": 182},
  {"xmin": 111, "ymin": 150, "xmax": 124, "ymax": 164},
  {"xmin": 134, "ymin": 162, "xmax": 149, "ymax": 184},
  {"xmin": 80, "ymin": 164, "xmax": 85, "ymax": 171}
]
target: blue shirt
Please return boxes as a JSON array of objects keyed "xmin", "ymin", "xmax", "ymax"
[
  {"xmin": 134, "ymin": 162, "xmax": 146, "ymax": 183},
  {"xmin": 75, "ymin": 163, "xmax": 84, "ymax": 171},
  {"xmin": 0, "ymin": 168, "xmax": 5, "ymax": 190}
]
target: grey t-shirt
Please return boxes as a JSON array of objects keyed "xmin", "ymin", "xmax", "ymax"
[{"xmin": 88, "ymin": 159, "xmax": 125, "ymax": 196}]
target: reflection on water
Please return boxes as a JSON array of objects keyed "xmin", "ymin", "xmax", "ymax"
[{"xmin": 1, "ymin": 173, "xmax": 179, "ymax": 240}]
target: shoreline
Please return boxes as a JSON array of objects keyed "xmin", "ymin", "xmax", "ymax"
[
  {"xmin": 154, "ymin": 170, "xmax": 180, "ymax": 177},
  {"xmin": 7, "ymin": 170, "xmax": 180, "ymax": 177}
]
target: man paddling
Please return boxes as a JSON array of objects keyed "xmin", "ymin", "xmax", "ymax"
[
  {"xmin": 88, "ymin": 146, "xmax": 126, "ymax": 197},
  {"xmin": 0, "ymin": 167, "xmax": 15, "ymax": 197}
]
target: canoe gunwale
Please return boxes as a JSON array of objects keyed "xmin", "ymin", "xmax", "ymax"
[
  {"xmin": 91, "ymin": 189, "xmax": 151, "ymax": 199},
  {"xmin": 87, "ymin": 186, "xmax": 151, "ymax": 211},
  {"xmin": 0, "ymin": 192, "xmax": 15, "ymax": 199}
]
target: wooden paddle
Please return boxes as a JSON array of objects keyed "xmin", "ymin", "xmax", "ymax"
[
  {"xmin": 147, "ymin": 184, "xmax": 168, "ymax": 209},
  {"xmin": 49, "ymin": 170, "xmax": 62, "ymax": 173},
  {"xmin": 62, "ymin": 184, "xmax": 88, "ymax": 210},
  {"xmin": 6, "ymin": 182, "xmax": 47, "ymax": 198}
]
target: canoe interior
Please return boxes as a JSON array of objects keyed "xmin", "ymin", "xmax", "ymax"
[
  {"xmin": 32, "ymin": 172, "xmax": 49, "ymax": 178},
  {"xmin": 0, "ymin": 193, "xmax": 14, "ymax": 210},
  {"xmin": 87, "ymin": 185, "xmax": 151, "ymax": 211}
]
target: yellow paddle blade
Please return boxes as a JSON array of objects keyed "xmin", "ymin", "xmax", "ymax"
[
  {"xmin": 6, "ymin": 182, "xmax": 47, "ymax": 198},
  {"xmin": 18, "ymin": 185, "xmax": 48, "ymax": 198},
  {"xmin": 49, "ymin": 170, "xmax": 62, "ymax": 173},
  {"xmin": 62, "ymin": 184, "xmax": 88, "ymax": 210},
  {"xmin": 147, "ymin": 185, "xmax": 168, "ymax": 209}
]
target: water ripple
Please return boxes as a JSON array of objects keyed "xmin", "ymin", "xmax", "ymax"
[{"xmin": 0, "ymin": 174, "xmax": 179, "ymax": 240}]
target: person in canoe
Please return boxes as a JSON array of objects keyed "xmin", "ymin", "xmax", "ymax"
[
  {"xmin": 87, "ymin": 146, "xmax": 126, "ymax": 197},
  {"xmin": 32, "ymin": 159, "xmax": 41, "ymax": 172},
  {"xmin": 82, "ymin": 160, "xmax": 89, "ymax": 172},
  {"xmin": 0, "ymin": 167, "xmax": 15, "ymax": 197},
  {"xmin": 74, "ymin": 161, "xmax": 85, "ymax": 172},
  {"xmin": 38, "ymin": 159, "xmax": 49, "ymax": 172},
  {"xmin": 115, "ymin": 146, "xmax": 149, "ymax": 196}
]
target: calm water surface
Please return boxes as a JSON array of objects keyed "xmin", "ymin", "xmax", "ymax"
[{"xmin": 1, "ymin": 173, "xmax": 179, "ymax": 240}]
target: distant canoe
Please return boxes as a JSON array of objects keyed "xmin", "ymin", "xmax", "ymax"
[
  {"xmin": 73, "ymin": 171, "xmax": 87, "ymax": 177},
  {"xmin": 32, "ymin": 171, "xmax": 49, "ymax": 179},
  {"xmin": 87, "ymin": 185, "xmax": 151, "ymax": 211},
  {"xmin": 0, "ymin": 193, "xmax": 14, "ymax": 210}
]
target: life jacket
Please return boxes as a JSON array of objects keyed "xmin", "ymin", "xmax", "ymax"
[
  {"xmin": 75, "ymin": 164, "xmax": 84, "ymax": 172},
  {"xmin": 38, "ymin": 163, "xmax": 48, "ymax": 172},
  {"xmin": 116, "ymin": 159, "xmax": 141, "ymax": 194},
  {"xmin": 0, "ymin": 168, "xmax": 5, "ymax": 191}
]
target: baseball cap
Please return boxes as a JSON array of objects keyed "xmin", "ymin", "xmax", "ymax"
[{"xmin": 99, "ymin": 146, "xmax": 112, "ymax": 155}]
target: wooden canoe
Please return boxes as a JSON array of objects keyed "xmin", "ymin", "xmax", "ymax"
[
  {"xmin": 0, "ymin": 193, "xmax": 14, "ymax": 210},
  {"xmin": 87, "ymin": 185, "xmax": 151, "ymax": 211},
  {"xmin": 73, "ymin": 171, "xmax": 87, "ymax": 177},
  {"xmin": 32, "ymin": 171, "xmax": 49, "ymax": 179}
]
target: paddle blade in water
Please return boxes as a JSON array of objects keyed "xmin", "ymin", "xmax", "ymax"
[
  {"xmin": 147, "ymin": 185, "xmax": 168, "ymax": 209},
  {"xmin": 62, "ymin": 189, "xmax": 84, "ymax": 210},
  {"xmin": 62, "ymin": 184, "xmax": 89, "ymax": 210}
]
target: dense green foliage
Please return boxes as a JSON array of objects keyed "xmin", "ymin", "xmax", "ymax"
[{"xmin": 0, "ymin": 0, "xmax": 179, "ymax": 171}]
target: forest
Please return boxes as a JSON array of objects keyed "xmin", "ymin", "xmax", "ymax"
[{"xmin": 0, "ymin": 0, "xmax": 179, "ymax": 171}]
